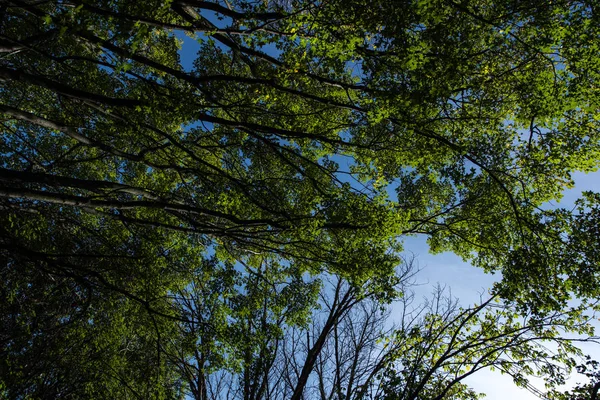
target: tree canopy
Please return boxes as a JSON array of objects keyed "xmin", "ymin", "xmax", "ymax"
[{"xmin": 1, "ymin": 0, "xmax": 599, "ymax": 398}]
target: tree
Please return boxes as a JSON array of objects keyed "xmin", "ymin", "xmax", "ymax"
[
  {"xmin": 1, "ymin": 0, "xmax": 600, "ymax": 397},
  {"xmin": 548, "ymin": 357, "xmax": 600, "ymax": 400},
  {"xmin": 0, "ymin": 205, "xmax": 188, "ymax": 398},
  {"xmin": 166, "ymin": 259, "xmax": 598, "ymax": 400},
  {"xmin": 2, "ymin": 0, "xmax": 599, "ymax": 301}
]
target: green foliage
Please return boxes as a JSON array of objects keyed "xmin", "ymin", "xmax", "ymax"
[
  {"xmin": 379, "ymin": 292, "xmax": 590, "ymax": 400},
  {"xmin": 1, "ymin": 0, "xmax": 599, "ymax": 397},
  {"xmin": 547, "ymin": 356, "xmax": 600, "ymax": 400}
]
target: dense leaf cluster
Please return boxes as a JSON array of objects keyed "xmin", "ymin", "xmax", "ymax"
[{"xmin": 1, "ymin": 0, "xmax": 599, "ymax": 398}]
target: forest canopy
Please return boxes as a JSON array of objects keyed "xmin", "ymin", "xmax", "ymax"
[{"xmin": 1, "ymin": 0, "xmax": 599, "ymax": 398}]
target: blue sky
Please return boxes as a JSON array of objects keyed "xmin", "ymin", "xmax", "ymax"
[{"xmin": 405, "ymin": 171, "xmax": 600, "ymax": 399}]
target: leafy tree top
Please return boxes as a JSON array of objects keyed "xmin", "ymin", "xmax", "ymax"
[{"xmin": 1, "ymin": 0, "xmax": 599, "ymax": 313}]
